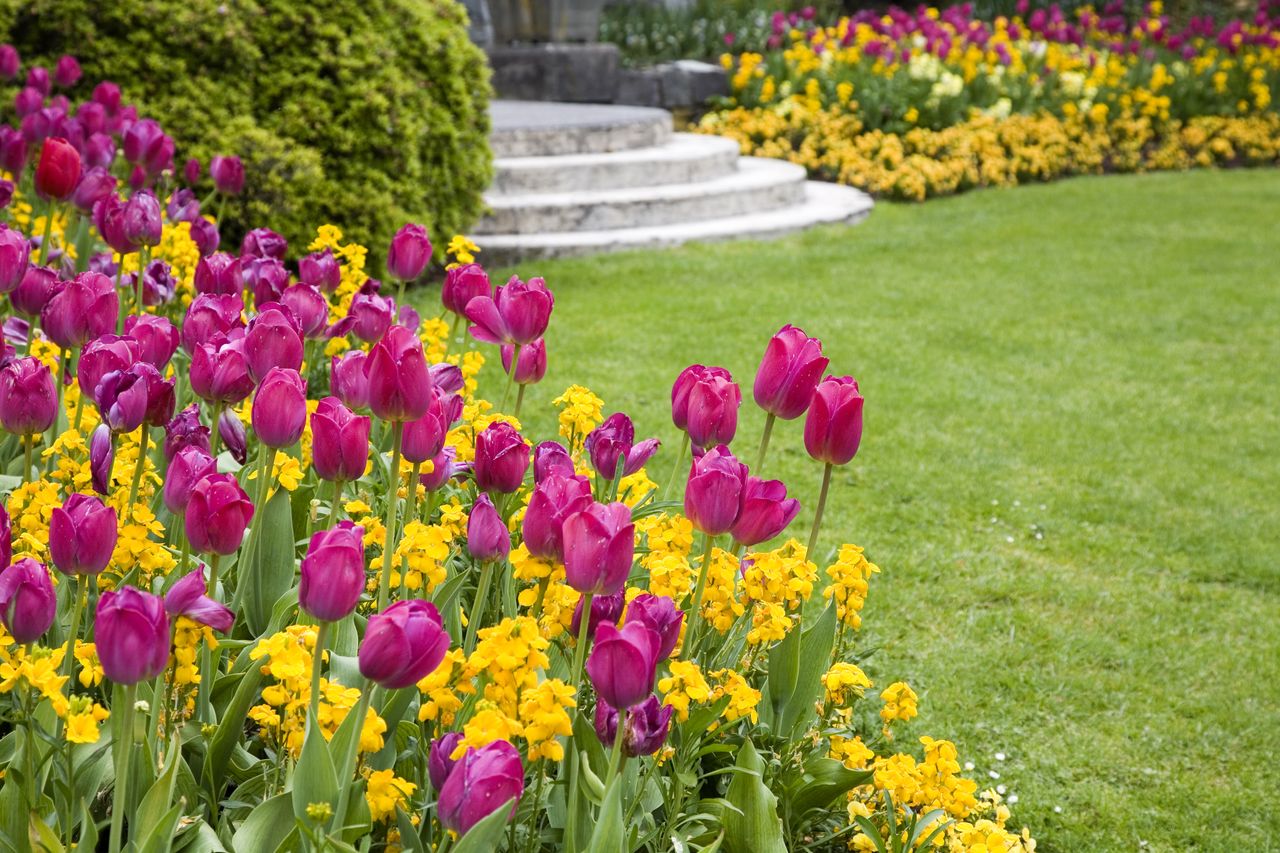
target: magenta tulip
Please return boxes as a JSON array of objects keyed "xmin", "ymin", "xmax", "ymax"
[
  {"xmin": 329, "ymin": 350, "xmax": 370, "ymax": 411},
  {"xmin": 358, "ymin": 599, "xmax": 450, "ymax": 689},
  {"xmin": 310, "ymin": 397, "xmax": 371, "ymax": 482},
  {"xmin": 473, "ymin": 422, "xmax": 530, "ymax": 494},
  {"xmin": 428, "ymin": 732, "xmax": 464, "ymax": 792},
  {"xmin": 0, "ymin": 356, "xmax": 56, "ymax": 435},
  {"xmin": 465, "ymin": 275, "xmax": 554, "ymax": 346},
  {"xmin": 182, "ymin": 157, "xmax": 201, "ymax": 186},
  {"xmin": 77, "ymin": 334, "xmax": 139, "ymax": 401},
  {"xmin": 686, "ymin": 369, "xmax": 741, "ymax": 450},
  {"xmin": 164, "ymin": 404, "xmax": 211, "ymax": 460},
  {"xmin": 386, "ymin": 223, "xmax": 432, "ymax": 282},
  {"xmin": 428, "ymin": 362, "xmax": 464, "ymax": 394},
  {"xmin": 0, "ymin": 226, "xmax": 28, "ymax": 295},
  {"xmin": 244, "ymin": 304, "xmax": 303, "ymax": 383},
  {"xmin": 9, "ymin": 265, "xmax": 57, "ymax": 315},
  {"xmin": 164, "ymin": 445, "xmax": 218, "ymax": 515},
  {"xmin": 523, "ymin": 473, "xmax": 592, "ymax": 561},
  {"xmin": 189, "ymin": 337, "xmax": 254, "ymax": 404},
  {"xmin": 754, "ymin": 324, "xmax": 828, "ymax": 420},
  {"xmin": 123, "ymin": 314, "xmax": 179, "ymax": 369},
  {"xmin": 280, "ymin": 284, "xmax": 329, "ymax": 339},
  {"xmin": 500, "ymin": 337, "xmax": 547, "ymax": 385},
  {"xmin": 34, "ymin": 136, "xmax": 80, "ymax": 200},
  {"xmin": 48, "ymin": 493, "xmax": 118, "ymax": 576},
  {"xmin": 594, "ymin": 695, "xmax": 673, "ymax": 757},
  {"xmin": 402, "ymin": 389, "xmax": 463, "ymax": 464},
  {"xmin": 0, "ymin": 506, "xmax": 10, "ymax": 571},
  {"xmin": 437, "ymin": 740, "xmax": 524, "ymax": 835},
  {"xmin": 218, "ymin": 408, "xmax": 247, "ymax": 464},
  {"xmin": 194, "ymin": 252, "xmax": 242, "ymax": 296},
  {"xmin": 441, "ymin": 263, "xmax": 490, "ymax": 316},
  {"xmin": 298, "ymin": 249, "xmax": 341, "ymax": 293},
  {"xmin": 419, "ymin": 446, "xmax": 465, "ymax": 492},
  {"xmin": 348, "ymin": 289, "xmax": 395, "ymax": 343},
  {"xmin": 804, "ymin": 376, "xmax": 864, "ymax": 466},
  {"xmin": 300, "ymin": 521, "xmax": 366, "ymax": 622},
  {"xmin": 40, "ymin": 271, "xmax": 117, "ymax": 349},
  {"xmin": 71, "ymin": 166, "xmax": 116, "ymax": 214},
  {"xmin": 181, "ymin": 293, "xmax": 244, "ymax": 355},
  {"xmin": 209, "ymin": 155, "xmax": 244, "ymax": 195},
  {"xmin": 122, "ymin": 190, "xmax": 162, "ymax": 247},
  {"xmin": 584, "ymin": 412, "xmax": 660, "ymax": 480},
  {"xmin": 90, "ymin": 424, "xmax": 112, "ymax": 494},
  {"xmin": 532, "ymin": 441, "xmax": 575, "ymax": 483},
  {"xmin": 186, "ymin": 473, "xmax": 254, "ymax": 556},
  {"xmin": 366, "ymin": 325, "xmax": 432, "ymax": 422},
  {"xmin": 562, "ymin": 502, "xmax": 634, "ymax": 596},
  {"xmin": 240, "ymin": 228, "xmax": 287, "ymax": 261},
  {"xmin": 624, "ymin": 593, "xmax": 684, "ymax": 661},
  {"xmin": 94, "ymin": 586, "xmax": 169, "ymax": 684},
  {"xmin": 244, "ymin": 257, "xmax": 289, "ymax": 307},
  {"xmin": 586, "ymin": 621, "xmax": 660, "ymax": 709},
  {"xmin": 0, "ymin": 46, "xmax": 17, "ymax": 80},
  {"xmin": 730, "ymin": 477, "xmax": 801, "ymax": 547},
  {"xmin": 54, "ymin": 55, "xmax": 81, "ymax": 88},
  {"xmin": 671, "ymin": 364, "xmax": 731, "ymax": 432},
  {"xmin": 684, "ymin": 445, "xmax": 748, "ymax": 536},
  {"xmin": 252, "ymin": 367, "xmax": 307, "ymax": 448},
  {"xmin": 467, "ymin": 494, "xmax": 510, "ymax": 563},
  {"xmin": 164, "ymin": 568, "xmax": 234, "ymax": 633},
  {"xmin": 0, "ymin": 558, "xmax": 56, "ymax": 643},
  {"xmin": 571, "ymin": 588, "xmax": 624, "ymax": 640},
  {"xmin": 190, "ymin": 217, "xmax": 219, "ymax": 256}
]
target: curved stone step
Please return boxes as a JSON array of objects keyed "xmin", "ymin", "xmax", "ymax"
[
  {"xmin": 492, "ymin": 133, "xmax": 741, "ymax": 195},
  {"xmin": 490, "ymin": 100, "xmax": 672, "ymax": 158},
  {"xmin": 476, "ymin": 157, "xmax": 808, "ymax": 235},
  {"xmin": 477, "ymin": 181, "xmax": 874, "ymax": 265}
]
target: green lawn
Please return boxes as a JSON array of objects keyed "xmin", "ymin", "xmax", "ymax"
[{"xmin": 443, "ymin": 170, "xmax": 1280, "ymax": 852}]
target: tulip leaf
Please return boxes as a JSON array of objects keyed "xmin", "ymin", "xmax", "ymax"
[
  {"xmin": 721, "ymin": 740, "xmax": 786, "ymax": 853},
  {"xmin": 291, "ymin": 714, "xmax": 339, "ymax": 820},
  {"xmin": 28, "ymin": 814, "xmax": 64, "ymax": 853},
  {"xmin": 779, "ymin": 602, "xmax": 838, "ymax": 738},
  {"xmin": 231, "ymin": 793, "xmax": 295, "ymax": 852},
  {"xmin": 761, "ymin": 619, "xmax": 802, "ymax": 729},
  {"xmin": 369, "ymin": 687, "xmax": 418, "ymax": 772},
  {"xmin": 243, "ymin": 487, "xmax": 297, "ymax": 634},
  {"xmin": 452, "ymin": 798, "xmax": 517, "ymax": 853},
  {"xmin": 585, "ymin": 774, "xmax": 626, "ymax": 853},
  {"xmin": 135, "ymin": 802, "xmax": 184, "ymax": 853},
  {"xmin": 204, "ymin": 659, "xmax": 265, "ymax": 795},
  {"xmin": 395, "ymin": 806, "xmax": 427, "ymax": 853},
  {"xmin": 134, "ymin": 738, "xmax": 182, "ymax": 841},
  {"xmin": 783, "ymin": 757, "xmax": 873, "ymax": 827}
]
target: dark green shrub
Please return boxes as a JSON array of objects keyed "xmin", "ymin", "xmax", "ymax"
[{"xmin": 1, "ymin": 0, "xmax": 493, "ymax": 262}]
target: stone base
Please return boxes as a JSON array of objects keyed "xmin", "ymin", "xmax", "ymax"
[{"xmin": 488, "ymin": 44, "xmax": 621, "ymax": 103}]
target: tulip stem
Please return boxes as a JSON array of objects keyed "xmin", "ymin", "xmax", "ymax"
[
  {"xmin": 807, "ymin": 463, "xmax": 834, "ymax": 561},
  {"xmin": 399, "ymin": 464, "xmax": 422, "ymax": 600},
  {"xmin": 126, "ymin": 427, "xmax": 150, "ymax": 523},
  {"xmin": 108, "ymin": 682, "xmax": 138, "ymax": 853},
  {"xmin": 683, "ymin": 534, "xmax": 716, "ymax": 656},
  {"xmin": 133, "ymin": 245, "xmax": 149, "ymax": 316},
  {"xmin": 664, "ymin": 432, "xmax": 690, "ymax": 499},
  {"xmin": 563, "ymin": 590, "xmax": 594, "ymax": 852},
  {"xmin": 464, "ymin": 560, "xmax": 495, "ymax": 655},
  {"xmin": 208, "ymin": 402, "xmax": 224, "ymax": 459},
  {"xmin": 21, "ymin": 434, "xmax": 32, "ymax": 487},
  {"xmin": 330, "ymin": 679, "xmax": 375, "ymax": 836},
  {"xmin": 59, "ymin": 574, "xmax": 89, "ymax": 699},
  {"xmin": 755, "ymin": 413, "xmax": 776, "ymax": 474},
  {"xmin": 309, "ymin": 621, "xmax": 330, "ymax": 724},
  {"xmin": 606, "ymin": 707, "xmax": 628, "ymax": 780},
  {"xmin": 37, "ymin": 199, "xmax": 55, "ymax": 267},
  {"xmin": 45, "ymin": 351, "xmax": 68, "ymax": 471},
  {"xmin": 377, "ymin": 422, "xmax": 405, "ymax": 611},
  {"xmin": 114, "ymin": 263, "xmax": 126, "ymax": 335},
  {"xmin": 499, "ymin": 344, "xmax": 521, "ymax": 412},
  {"xmin": 513, "ymin": 383, "xmax": 527, "ymax": 420},
  {"xmin": 570, "ymin": 592, "xmax": 594, "ymax": 703}
]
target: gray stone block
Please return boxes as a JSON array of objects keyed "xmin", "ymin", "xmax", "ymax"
[
  {"xmin": 674, "ymin": 60, "xmax": 729, "ymax": 103},
  {"xmin": 616, "ymin": 70, "xmax": 663, "ymax": 107},
  {"xmin": 488, "ymin": 44, "xmax": 620, "ymax": 103}
]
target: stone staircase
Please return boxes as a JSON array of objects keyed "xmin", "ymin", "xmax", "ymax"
[{"xmin": 476, "ymin": 101, "xmax": 874, "ymax": 264}]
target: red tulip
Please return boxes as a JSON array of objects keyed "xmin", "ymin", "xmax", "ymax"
[
  {"xmin": 803, "ymin": 375, "xmax": 864, "ymax": 466},
  {"xmin": 34, "ymin": 136, "xmax": 80, "ymax": 200}
]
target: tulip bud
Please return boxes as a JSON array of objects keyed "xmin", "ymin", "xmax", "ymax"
[
  {"xmin": 624, "ymin": 593, "xmax": 684, "ymax": 661},
  {"xmin": 209, "ymin": 155, "xmax": 244, "ymax": 195},
  {"xmin": 671, "ymin": 364, "xmax": 731, "ymax": 432},
  {"xmin": 252, "ymin": 367, "xmax": 307, "ymax": 448},
  {"xmin": 684, "ymin": 445, "xmax": 748, "ymax": 536},
  {"xmin": 164, "ymin": 404, "xmax": 211, "ymax": 460},
  {"xmin": 181, "ymin": 293, "xmax": 244, "ymax": 355},
  {"xmin": 95, "ymin": 362, "xmax": 171, "ymax": 433},
  {"xmin": 428, "ymin": 732, "xmax": 464, "ymax": 792},
  {"xmin": 570, "ymin": 588, "xmax": 624, "ymax": 641},
  {"xmin": 686, "ymin": 370, "xmax": 741, "ymax": 450},
  {"xmin": 310, "ymin": 397, "xmax": 371, "ymax": 483},
  {"xmin": 77, "ymin": 334, "xmax": 139, "ymax": 403},
  {"xmin": 584, "ymin": 413, "xmax": 660, "ymax": 481},
  {"xmin": 467, "ymin": 494, "xmax": 510, "ymax": 563},
  {"xmin": 48, "ymin": 493, "xmax": 118, "ymax": 576},
  {"xmin": 0, "ymin": 179, "xmax": 13, "ymax": 211},
  {"xmin": 34, "ymin": 136, "xmax": 80, "ymax": 200},
  {"xmin": 0, "ymin": 127, "xmax": 27, "ymax": 175},
  {"xmin": 183, "ymin": 157, "xmax": 201, "ymax": 185},
  {"xmin": 0, "ymin": 45, "xmax": 18, "ymax": 80},
  {"xmin": 190, "ymin": 337, "xmax": 253, "ymax": 404},
  {"xmin": 71, "ymin": 165, "xmax": 115, "ymax": 214},
  {"xmin": 329, "ymin": 350, "xmax": 370, "ymax": 411},
  {"xmin": 402, "ymin": 389, "xmax": 463, "ymax": 464},
  {"xmin": 240, "ymin": 228, "xmax": 287, "ymax": 261},
  {"xmin": 194, "ymin": 252, "xmax": 242, "ymax": 296},
  {"xmin": 0, "ymin": 226, "xmax": 32, "ymax": 295},
  {"xmin": 189, "ymin": 217, "xmax": 219, "ymax": 256},
  {"xmin": 358, "ymin": 599, "xmax": 450, "ymax": 689},
  {"xmin": 532, "ymin": 441, "xmax": 575, "ymax": 483},
  {"xmin": 300, "ymin": 521, "xmax": 367, "ymax": 622},
  {"xmin": 54, "ymin": 55, "xmax": 82, "ymax": 88},
  {"xmin": 124, "ymin": 314, "xmax": 179, "ymax": 369},
  {"xmin": 41, "ymin": 271, "xmax": 117, "ymax": 349},
  {"xmin": 244, "ymin": 305, "xmax": 303, "ymax": 383},
  {"xmin": 437, "ymin": 741, "xmax": 524, "ymax": 836},
  {"xmin": 93, "ymin": 193, "xmax": 136, "ymax": 255},
  {"xmin": 466, "ymin": 275, "xmax": 554, "ymax": 346},
  {"xmin": 0, "ymin": 356, "xmax": 56, "ymax": 435},
  {"xmin": 0, "ymin": 506, "xmax": 10, "ymax": 571},
  {"xmin": 83, "ymin": 132, "xmax": 114, "ymax": 170},
  {"xmin": 348, "ymin": 289, "xmax": 395, "ymax": 343},
  {"xmin": 13, "ymin": 87, "xmax": 41, "ymax": 119},
  {"xmin": 366, "ymin": 325, "xmax": 432, "ymax": 422},
  {"xmin": 186, "ymin": 473, "xmax": 254, "ymax": 556},
  {"xmin": 298, "ymin": 249, "xmax": 341, "ymax": 292},
  {"xmin": 804, "ymin": 376, "xmax": 864, "ymax": 466},
  {"xmin": 730, "ymin": 477, "xmax": 801, "ymax": 547},
  {"xmin": 279, "ymin": 283, "xmax": 328, "ymax": 339},
  {"xmin": 25, "ymin": 66, "xmax": 49, "ymax": 96},
  {"xmin": 428, "ymin": 361, "xmax": 465, "ymax": 394},
  {"xmin": 594, "ymin": 695, "xmax": 673, "ymax": 757},
  {"xmin": 164, "ymin": 445, "xmax": 218, "ymax": 515},
  {"xmin": 586, "ymin": 621, "xmax": 660, "ymax": 709},
  {"xmin": 419, "ymin": 446, "xmax": 465, "ymax": 492},
  {"xmin": 0, "ymin": 558, "xmax": 56, "ymax": 643},
  {"xmin": 95, "ymin": 586, "xmax": 169, "ymax": 684},
  {"xmin": 164, "ymin": 568, "xmax": 235, "ymax": 633},
  {"xmin": 218, "ymin": 408, "xmax": 247, "ymax": 464},
  {"xmin": 386, "ymin": 222, "xmax": 432, "ymax": 282},
  {"xmin": 500, "ymin": 337, "xmax": 547, "ymax": 386},
  {"xmin": 562, "ymin": 502, "xmax": 634, "ymax": 596},
  {"xmin": 90, "ymin": 424, "xmax": 113, "ymax": 494},
  {"xmin": 441, "ymin": 263, "xmax": 491, "ymax": 316},
  {"xmin": 523, "ymin": 473, "xmax": 592, "ymax": 561},
  {"xmin": 473, "ymin": 422, "xmax": 530, "ymax": 494},
  {"xmin": 122, "ymin": 189, "xmax": 162, "ymax": 247}
]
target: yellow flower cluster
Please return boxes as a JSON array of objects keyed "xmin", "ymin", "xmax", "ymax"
[
  {"xmin": 446, "ymin": 234, "xmax": 480, "ymax": 267},
  {"xmin": 879, "ymin": 681, "xmax": 919, "ymax": 736},
  {"xmin": 824, "ymin": 543, "xmax": 881, "ymax": 630},
  {"xmin": 308, "ymin": 224, "xmax": 370, "ymax": 322},
  {"xmin": 0, "ymin": 641, "xmax": 111, "ymax": 744},
  {"xmin": 742, "ymin": 539, "xmax": 817, "ymax": 644},
  {"xmin": 551, "ymin": 385, "xmax": 605, "ymax": 451},
  {"xmin": 830, "ymin": 734, "xmax": 874, "ymax": 770},
  {"xmin": 823, "ymin": 662, "xmax": 873, "ymax": 707},
  {"xmin": 516, "ymin": 678, "xmax": 576, "ymax": 761},
  {"xmin": 700, "ymin": 547, "xmax": 745, "ymax": 634},
  {"xmin": 462, "ymin": 617, "xmax": 550, "ymax": 717},
  {"xmin": 709, "ymin": 669, "xmax": 761, "ymax": 726},
  {"xmin": 417, "ymin": 648, "xmax": 469, "ymax": 727},
  {"xmin": 658, "ymin": 659, "xmax": 712, "ymax": 722},
  {"xmin": 365, "ymin": 768, "xmax": 416, "ymax": 823},
  {"xmin": 377, "ymin": 521, "xmax": 450, "ymax": 595}
]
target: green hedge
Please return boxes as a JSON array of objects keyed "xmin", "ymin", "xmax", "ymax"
[{"xmin": 1, "ymin": 0, "xmax": 493, "ymax": 263}]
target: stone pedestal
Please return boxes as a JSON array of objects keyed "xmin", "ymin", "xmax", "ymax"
[
  {"xmin": 488, "ymin": 43, "xmax": 621, "ymax": 103},
  {"xmin": 490, "ymin": 0, "xmax": 610, "ymax": 43}
]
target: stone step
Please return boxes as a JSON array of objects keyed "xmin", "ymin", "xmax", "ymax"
[
  {"xmin": 490, "ymin": 100, "xmax": 672, "ymax": 158},
  {"xmin": 476, "ymin": 157, "xmax": 808, "ymax": 235},
  {"xmin": 477, "ymin": 181, "xmax": 874, "ymax": 265},
  {"xmin": 491, "ymin": 133, "xmax": 741, "ymax": 195}
]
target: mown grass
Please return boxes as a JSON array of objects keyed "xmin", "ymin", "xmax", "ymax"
[{"xmin": 431, "ymin": 169, "xmax": 1280, "ymax": 852}]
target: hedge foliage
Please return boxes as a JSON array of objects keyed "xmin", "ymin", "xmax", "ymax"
[{"xmin": 1, "ymin": 0, "xmax": 493, "ymax": 262}]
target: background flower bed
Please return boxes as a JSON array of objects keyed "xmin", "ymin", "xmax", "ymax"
[
  {"xmin": 0, "ymin": 0, "xmax": 493, "ymax": 259},
  {"xmin": 696, "ymin": 1, "xmax": 1280, "ymax": 198}
]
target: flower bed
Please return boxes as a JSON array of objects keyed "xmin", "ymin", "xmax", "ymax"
[
  {"xmin": 0, "ymin": 49, "xmax": 1035, "ymax": 852},
  {"xmin": 698, "ymin": 2, "xmax": 1280, "ymax": 199}
]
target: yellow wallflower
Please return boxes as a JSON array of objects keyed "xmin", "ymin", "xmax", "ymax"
[
  {"xmin": 659, "ymin": 659, "xmax": 712, "ymax": 722},
  {"xmin": 365, "ymin": 769, "xmax": 416, "ymax": 823},
  {"xmin": 517, "ymin": 678, "xmax": 576, "ymax": 761}
]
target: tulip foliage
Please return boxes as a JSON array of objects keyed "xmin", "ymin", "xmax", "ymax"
[{"xmin": 0, "ymin": 52, "xmax": 1034, "ymax": 853}]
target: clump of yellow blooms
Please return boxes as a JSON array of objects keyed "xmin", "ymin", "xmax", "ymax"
[
  {"xmin": 462, "ymin": 617, "xmax": 550, "ymax": 717},
  {"xmin": 516, "ymin": 678, "xmax": 576, "ymax": 761},
  {"xmin": 879, "ymin": 681, "xmax": 920, "ymax": 737},
  {"xmin": 709, "ymin": 669, "xmax": 761, "ymax": 726},
  {"xmin": 742, "ymin": 539, "xmax": 817, "ymax": 644},
  {"xmin": 824, "ymin": 543, "xmax": 881, "ymax": 630},
  {"xmin": 699, "ymin": 547, "xmax": 746, "ymax": 634},
  {"xmin": 417, "ymin": 648, "xmax": 469, "ymax": 728},
  {"xmin": 365, "ymin": 769, "xmax": 417, "ymax": 823},
  {"xmin": 551, "ymin": 385, "xmax": 605, "ymax": 451},
  {"xmin": 658, "ymin": 659, "xmax": 713, "ymax": 722},
  {"xmin": 824, "ymin": 662, "xmax": 873, "ymax": 707}
]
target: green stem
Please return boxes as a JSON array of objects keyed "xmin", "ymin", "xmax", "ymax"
[
  {"xmin": 208, "ymin": 402, "xmax": 224, "ymax": 459},
  {"xmin": 330, "ymin": 680, "xmax": 375, "ymax": 835},
  {"xmin": 683, "ymin": 534, "xmax": 716, "ymax": 656},
  {"xmin": 464, "ymin": 560, "xmax": 495, "ymax": 654},
  {"xmin": 109, "ymin": 682, "xmax": 138, "ymax": 853},
  {"xmin": 36, "ymin": 199, "xmax": 55, "ymax": 267},
  {"xmin": 126, "ymin": 427, "xmax": 150, "ymax": 521},
  {"xmin": 570, "ymin": 592, "xmax": 594, "ymax": 702},
  {"xmin": 134, "ymin": 245, "xmax": 149, "ymax": 317},
  {"xmin": 499, "ymin": 344, "xmax": 521, "ymax": 412},
  {"xmin": 60, "ymin": 574, "xmax": 88, "ymax": 689},
  {"xmin": 513, "ymin": 382, "xmax": 527, "ymax": 420},
  {"xmin": 114, "ymin": 262, "xmax": 126, "ymax": 335},
  {"xmin": 754, "ymin": 412, "xmax": 776, "ymax": 475},
  {"xmin": 309, "ymin": 621, "xmax": 330, "ymax": 724},
  {"xmin": 806, "ymin": 463, "xmax": 834, "ymax": 560},
  {"xmin": 21, "ymin": 434, "xmax": 32, "ymax": 487},
  {"xmin": 196, "ymin": 553, "xmax": 222, "ymax": 722},
  {"xmin": 399, "ymin": 463, "xmax": 422, "ymax": 599},
  {"xmin": 664, "ymin": 432, "xmax": 690, "ymax": 499},
  {"xmin": 377, "ymin": 423, "xmax": 405, "ymax": 610},
  {"xmin": 606, "ymin": 707, "xmax": 627, "ymax": 780},
  {"xmin": 524, "ymin": 762, "xmax": 545, "ymax": 853},
  {"xmin": 45, "ymin": 351, "xmax": 67, "ymax": 470}
]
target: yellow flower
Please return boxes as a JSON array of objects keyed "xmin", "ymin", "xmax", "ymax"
[
  {"xmin": 823, "ymin": 543, "xmax": 880, "ymax": 630},
  {"xmin": 879, "ymin": 681, "xmax": 919, "ymax": 735},
  {"xmin": 517, "ymin": 678, "xmax": 576, "ymax": 761},
  {"xmin": 452, "ymin": 705, "xmax": 523, "ymax": 756},
  {"xmin": 710, "ymin": 669, "xmax": 761, "ymax": 726},
  {"xmin": 659, "ymin": 659, "xmax": 712, "ymax": 722},
  {"xmin": 365, "ymin": 769, "xmax": 416, "ymax": 823},
  {"xmin": 830, "ymin": 734, "xmax": 874, "ymax": 770},
  {"xmin": 551, "ymin": 385, "xmax": 604, "ymax": 450},
  {"xmin": 823, "ymin": 662, "xmax": 872, "ymax": 706}
]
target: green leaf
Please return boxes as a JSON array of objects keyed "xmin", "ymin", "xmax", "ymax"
[
  {"xmin": 585, "ymin": 775, "xmax": 626, "ymax": 853},
  {"xmin": 784, "ymin": 757, "xmax": 873, "ymax": 827},
  {"xmin": 231, "ymin": 793, "xmax": 294, "ymax": 852},
  {"xmin": 135, "ymin": 802, "xmax": 184, "ymax": 853},
  {"xmin": 172, "ymin": 821, "xmax": 226, "ymax": 853},
  {"xmin": 203, "ymin": 663, "xmax": 265, "ymax": 795},
  {"xmin": 394, "ymin": 807, "xmax": 427, "ymax": 853},
  {"xmin": 452, "ymin": 799, "xmax": 516, "ymax": 853},
  {"xmin": 762, "ymin": 621, "xmax": 801, "ymax": 728},
  {"xmin": 779, "ymin": 602, "xmax": 837, "ymax": 737},
  {"xmin": 27, "ymin": 815, "xmax": 64, "ymax": 853},
  {"xmin": 721, "ymin": 740, "xmax": 786, "ymax": 853},
  {"xmin": 291, "ymin": 716, "xmax": 339, "ymax": 821},
  {"xmin": 243, "ymin": 487, "xmax": 297, "ymax": 634},
  {"xmin": 134, "ymin": 739, "xmax": 182, "ymax": 838}
]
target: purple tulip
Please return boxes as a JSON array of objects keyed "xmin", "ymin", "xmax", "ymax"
[
  {"xmin": 686, "ymin": 369, "xmax": 741, "ymax": 450},
  {"xmin": 0, "ymin": 179, "xmax": 11, "ymax": 211},
  {"xmin": 437, "ymin": 740, "xmax": 524, "ymax": 835},
  {"xmin": 523, "ymin": 473, "xmax": 592, "ymax": 561},
  {"xmin": 181, "ymin": 293, "xmax": 244, "ymax": 354},
  {"xmin": 0, "ymin": 506, "xmax": 10, "ymax": 571},
  {"xmin": 280, "ymin": 284, "xmax": 329, "ymax": 339},
  {"xmin": 397, "ymin": 303, "xmax": 421, "ymax": 334},
  {"xmin": 26, "ymin": 66, "xmax": 50, "ymax": 95},
  {"xmin": 419, "ymin": 446, "xmax": 465, "ymax": 492},
  {"xmin": 311, "ymin": 397, "xmax": 371, "ymax": 482},
  {"xmin": 466, "ymin": 494, "xmax": 510, "ymax": 563},
  {"xmin": 122, "ymin": 190, "xmax": 162, "ymax": 247},
  {"xmin": 594, "ymin": 695, "xmax": 673, "ymax": 757},
  {"xmin": 190, "ymin": 217, "xmax": 220, "ymax": 256},
  {"xmin": 189, "ymin": 338, "xmax": 253, "ymax": 404},
  {"xmin": 135, "ymin": 259, "xmax": 177, "ymax": 307},
  {"xmin": 571, "ymin": 588, "xmax": 624, "ymax": 640},
  {"xmin": 164, "ymin": 568, "xmax": 234, "ymax": 633},
  {"xmin": 730, "ymin": 477, "xmax": 801, "ymax": 547},
  {"xmin": 69, "ymin": 166, "xmax": 115, "ymax": 215},
  {"xmin": 218, "ymin": 408, "xmax": 247, "ymax": 465},
  {"xmin": 2, "ymin": 317, "xmax": 28, "ymax": 348},
  {"xmin": 329, "ymin": 350, "xmax": 370, "ymax": 411},
  {"xmin": 41, "ymin": 271, "xmax": 117, "ymax": 349},
  {"xmin": 0, "ymin": 45, "xmax": 18, "ymax": 80},
  {"xmin": 209, "ymin": 155, "xmax": 244, "ymax": 195},
  {"xmin": 0, "ymin": 127, "xmax": 27, "ymax": 175},
  {"xmin": 428, "ymin": 362, "xmax": 464, "ymax": 394},
  {"xmin": 348, "ymin": 289, "xmax": 395, "ymax": 343},
  {"xmin": 95, "ymin": 362, "xmax": 172, "ymax": 432},
  {"xmin": 0, "ymin": 558, "xmax": 56, "ymax": 643},
  {"xmin": 465, "ymin": 275, "xmax": 554, "ymax": 346},
  {"xmin": 586, "ymin": 621, "xmax": 660, "ymax": 709},
  {"xmin": 386, "ymin": 223, "xmax": 432, "ymax": 282},
  {"xmin": 584, "ymin": 413, "xmax": 660, "ymax": 481},
  {"xmin": 500, "ymin": 337, "xmax": 547, "ymax": 385},
  {"xmin": 93, "ymin": 193, "xmax": 136, "ymax": 255},
  {"xmin": 77, "ymin": 334, "xmax": 140, "ymax": 401},
  {"xmin": 532, "ymin": 441, "xmax": 575, "ymax": 483},
  {"xmin": 300, "ymin": 521, "xmax": 366, "ymax": 622},
  {"xmin": 122, "ymin": 120, "xmax": 172, "ymax": 177},
  {"xmin": 48, "ymin": 493, "xmax": 118, "ymax": 576},
  {"xmin": 428, "ymin": 732, "xmax": 464, "ymax": 792},
  {"xmin": 358, "ymin": 599, "xmax": 450, "ymax": 689},
  {"xmin": 252, "ymin": 367, "xmax": 307, "ymax": 448},
  {"xmin": 13, "ymin": 87, "xmax": 41, "ymax": 120},
  {"xmin": 91, "ymin": 81, "xmax": 121, "ymax": 113},
  {"xmin": 671, "ymin": 364, "xmax": 731, "ymax": 432},
  {"xmin": 473, "ymin": 422, "xmax": 530, "ymax": 494},
  {"xmin": 186, "ymin": 473, "xmax": 254, "ymax": 556},
  {"xmin": 624, "ymin": 594, "xmax": 684, "ymax": 661},
  {"xmin": 164, "ymin": 404, "xmax": 210, "ymax": 460},
  {"xmin": 0, "ymin": 356, "xmax": 56, "ymax": 435},
  {"xmin": 54, "ymin": 55, "xmax": 81, "ymax": 88},
  {"xmin": 684, "ymin": 445, "xmax": 748, "ymax": 536},
  {"xmin": 90, "ymin": 424, "xmax": 112, "ymax": 494},
  {"xmin": 164, "ymin": 445, "xmax": 218, "ymax": 515},
  {"xmin": 562, "ymin": 502, "xmax": 634, "ymax": 596},
  {"xmin": 804, "ymin": 376, "xmax": 864, "ymax": 466},
  {"xmin": 441, "ymin": 263, "xmax": 491, "ymax": 316},
  {"xmin": 242, "ymin": 257, "xmax": 288, "ymax": 307},
  {"xmin": 194, "ymin": 252, "xmax": 243, "ymax": 297},
  {"xmin": 123, "ymin": 314, "xmax": 179, "ymax": 369},
  {"xmin": 402, "ymin": 389, "xmax": 463, "ymax": 464},
  {"xmin": 83, "ymin": 132, "xmax": 114, "ymax": 170},
  {"xmin": 166, "ymin": 188, "xmax": 200, "ymax": 224},
  {"xmin": 240, "ymin": 228, "xmax": 287, "ymax": 262},
  {"xmin": 94, "ymin": 586, "xmax": 169, "ymax": 684},
  {"xmin": 299, "ymin": 248, "xmax": 341, "ymax": 293},
  {"xmin": 366, "ymin": 325, "xmax": 432, "ymax": 422},
  {"xmin": 244, "ymin": 305, "xmax": 303, "ymax": 383},
  {"xmin": 183, "ymin": 157, "xmax": 201, "ymax": 186}
]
